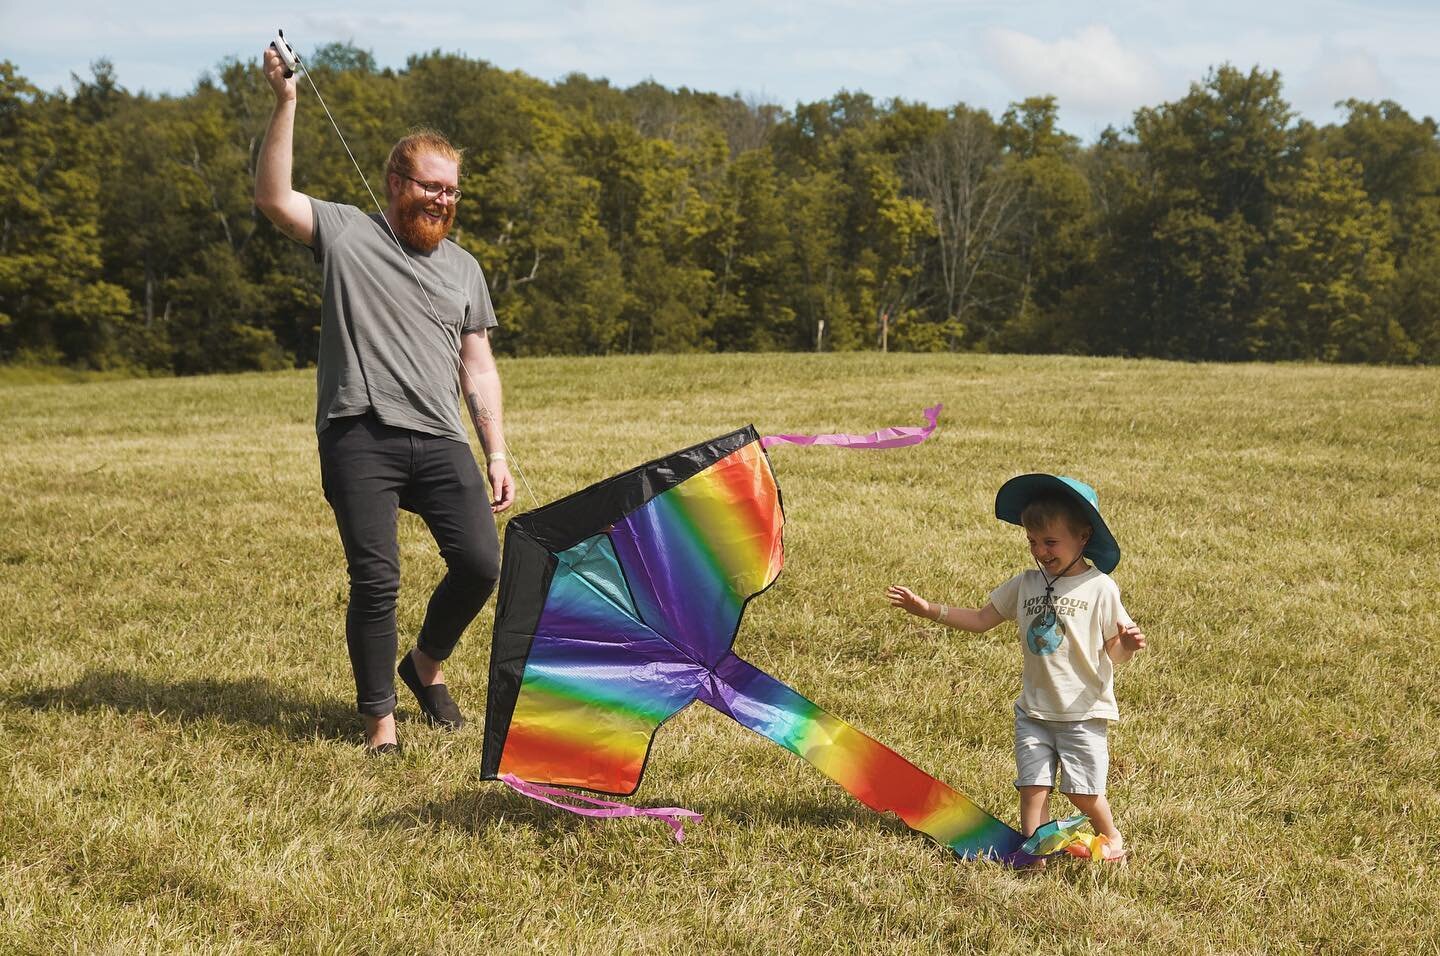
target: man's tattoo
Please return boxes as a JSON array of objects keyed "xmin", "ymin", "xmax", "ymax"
[{"xmin": 467, "ymin": 393, "xmax": 494, "ymax": 424}]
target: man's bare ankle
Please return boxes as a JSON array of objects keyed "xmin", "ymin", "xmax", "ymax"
[
  {"xmin": 412, "ymin": 648, "xmax": 444, "ymax": 686},
  {"xmin": 364, "ymin": 714, "xmax": 397, "ymax": 747}
]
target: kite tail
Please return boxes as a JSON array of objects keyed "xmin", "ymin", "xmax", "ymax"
[
  {"xmin": 498, "ymin": 774, "xmax": 702, "ymax": 843},
  {"xmin": 759, "ymin": 404, "xmax": 942, "ymax": 450},
  {"xmin": 697, "ymin": 653, "xmax": 1032, "ymax": 863}
]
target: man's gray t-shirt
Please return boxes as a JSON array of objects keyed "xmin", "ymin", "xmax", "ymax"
[{"xmin": 310, "ymin": 198, "xmax": 497, "ymax": 443}]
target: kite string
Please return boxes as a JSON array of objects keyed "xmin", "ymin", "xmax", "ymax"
[
  {"xmin": 293, "ymin": 53, "xmax": 539, "ymax": 507},
  {"xmin": 499, "ymin": 774, "xmax": 702, "ymax": 843}
]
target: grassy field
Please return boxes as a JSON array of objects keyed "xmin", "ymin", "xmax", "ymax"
[{"xmin": 1, "ymin": 354, "xmax": 1437, "ymax": 954}]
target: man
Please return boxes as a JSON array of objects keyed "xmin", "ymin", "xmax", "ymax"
[{"xmin": 255, "ymin": 46, "xmax": 515, "ymax": 754}]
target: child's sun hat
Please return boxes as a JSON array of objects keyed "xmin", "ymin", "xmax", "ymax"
[{"xmin": 994, "ymin": 474, "xmax": 1121, "ymax": 573}]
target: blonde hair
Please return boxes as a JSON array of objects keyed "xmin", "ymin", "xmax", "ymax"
[
  {"xmin": 1019, "ymin": 494, "xmax": 1092, "ymax": 538},
  {"xmin": 385, "ymin": 128, "xmax": 464, "ymax": 200}
]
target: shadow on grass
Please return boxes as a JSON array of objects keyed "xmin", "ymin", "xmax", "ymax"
[
  {"xmin": 375, "ymin": 786, "xmax": 588, "ymax": 838},
  {"xmin": 9, "ymin": 668, "xmax": 357, "ymax": 742},
  {"xmin": 698, "ymin": 789, "xmax": 907, "ymax": 832},
  {"xmin": 376, "ymin": 781, "xmax": 902, "ymax": 841}
]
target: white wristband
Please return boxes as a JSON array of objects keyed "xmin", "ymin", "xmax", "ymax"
[
  {"xmin": 934, "ymin": 603, "xmax": 948, "ymax": 624},
  {"xmin": 487, "ymin": 451, "xmax": 507, "ymax": 463}
]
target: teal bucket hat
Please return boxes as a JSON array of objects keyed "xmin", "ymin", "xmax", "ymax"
[{"xmin": 994, "ymin": 474, "xmax": 1121, "ymax": 573}]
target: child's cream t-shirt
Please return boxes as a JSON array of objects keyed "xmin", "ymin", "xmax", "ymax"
[{"xmin": 988, "ymin": 567, "xmax": 1132, "ymax": 721}]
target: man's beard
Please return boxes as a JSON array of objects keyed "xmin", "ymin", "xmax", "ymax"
[{"xmin": 390, "ymin": 197, "xmax": 455, "ymax": 252}]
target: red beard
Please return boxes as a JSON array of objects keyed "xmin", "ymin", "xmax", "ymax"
[{"xmin": 390, "ymin": 196, "xmax": 456, "ymax": 252}]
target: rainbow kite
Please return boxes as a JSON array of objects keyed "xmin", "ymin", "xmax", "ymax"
[{"xmin": 482, "ymin": 418, "xmax": 1068, "ymax": 865}]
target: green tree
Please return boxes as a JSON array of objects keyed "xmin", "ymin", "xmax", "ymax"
[
  {"xmin": 993, "ymin": 97, "xmax": 1094, "ymax": 353},
  {"xmin": 902, "ymin": 106, "xmax": 1016, "ymax": 348},
  {"xmin": 1324, "ymin": 100, "xmax": 1440, "ymax": 361},
  {"xmin": 0, "ymin": 63, "xmax": 132, "ymax": 366},
  {"xmin": 10, "ymin": 46, "xmax": 1439, "ymax": 370},
  {"xmin": 1252, "ymin": 157, "xmax": 1400, "ymax": 361},
  {"xmin": 704, "ymin": 149, "xmax": 796, "ymax": 350},
  {"xmin": 1084, "ymin": 66, "xmax": 1298, "ymax": 358}
]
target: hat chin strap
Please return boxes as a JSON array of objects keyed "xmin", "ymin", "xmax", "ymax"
[
  {"xmin": 1036, "ymin": 553, "xmax": 1085, "ymax": 617},
  {"xmin": 1036, "ymin": 553, "xmax": 1084, "ymax": 584}
]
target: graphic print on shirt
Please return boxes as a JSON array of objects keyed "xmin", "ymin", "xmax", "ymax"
[
  {"xmin": 1020, "ymin": 591, "xmax": 1091, "ymax": 657},
  {"xmin": 1025, "ymin": 607, "xmax": 1064, "ymax": 656}
]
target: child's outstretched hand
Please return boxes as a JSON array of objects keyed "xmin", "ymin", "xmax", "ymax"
[
  {"xmin": 886, "ymin": 585, "xmax": 932, "ymax": 619},
  {"xmin": 1107, "ymin": 622, "xmax": 1147, "ymax": 662}
]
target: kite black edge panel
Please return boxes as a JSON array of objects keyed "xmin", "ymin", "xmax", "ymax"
[
  {"xmin": 510, "ymin": 426, "xmax": 761, "ymax": 552},
  {"xmin": 481, "ymin": 523, "xmax": 556, "ymax": 780}
]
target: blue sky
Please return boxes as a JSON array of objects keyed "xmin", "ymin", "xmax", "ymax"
[{"xmin": 3, "ymin": 1, "xmax": 1437, "ymax": 138}]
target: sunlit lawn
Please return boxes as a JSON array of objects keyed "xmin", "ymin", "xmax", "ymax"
[{"xmin": 1, "ymin": 353, "xmax": 1437, "ymax": 953}]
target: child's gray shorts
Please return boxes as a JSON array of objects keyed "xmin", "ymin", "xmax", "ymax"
[{"xmin": 1013, "ymin": 704, "xmax": 1110, "ymax": 795}]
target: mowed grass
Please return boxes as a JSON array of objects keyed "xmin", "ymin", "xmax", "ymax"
[{"xmin": 1, "ymin": 353, "xmax": 1437, "ymax": 954}]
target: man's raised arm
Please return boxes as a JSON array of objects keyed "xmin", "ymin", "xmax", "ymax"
[{"xmin": 254, "ymin": 46, "xmax": 315, "ymax": 246}]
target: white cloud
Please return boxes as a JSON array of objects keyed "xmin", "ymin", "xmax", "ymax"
[
  {"xmin": 1293, "ymin": 45, "xmax": 1394, "ymax": 116},
  {"xmin": 294, "ymin": 13, "xmax": 422, "ymax": 41},
  {"xmin": 789, "ymin": 40, "xmax": 952, "ymax": 81},
  {"xmin": 1159, "ymin": 31, "xmax": 1323, "ymax": 77},
  {"xmin": 984, "ymin": 24, "xmax": 1164, "ymax": 116}
]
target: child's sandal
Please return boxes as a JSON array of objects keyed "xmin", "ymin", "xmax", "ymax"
[{"xmin": 1066, "ymin": 833, "xmax": 1128, "ymax": 863}]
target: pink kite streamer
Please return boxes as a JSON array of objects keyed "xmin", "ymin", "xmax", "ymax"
[
  {"xmin": 499, "ymin": 773, "xmax": 703, "ymax": 843},
  {"xmin": 760, "ymin": 404, "xmax": 943, "ymax": 450}
]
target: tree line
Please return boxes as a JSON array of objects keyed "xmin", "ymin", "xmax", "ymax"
[{"xmin": 2, "ymin": 47, "xmax": 1438, "ymax": 372}]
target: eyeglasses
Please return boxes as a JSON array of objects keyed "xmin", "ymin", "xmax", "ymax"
[{"xmin": 400, "ymin": 173, "xmax": 462, "ymax": 201}]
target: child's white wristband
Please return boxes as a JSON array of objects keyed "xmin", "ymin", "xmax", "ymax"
[{"xmin": 934, "ymin": 603, "xmax": 948, "ymax": 624}]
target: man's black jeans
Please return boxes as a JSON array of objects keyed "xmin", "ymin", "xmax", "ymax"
[{"xmin": 318, "ymin": 413, "xmax": 500, "ymax": 716}]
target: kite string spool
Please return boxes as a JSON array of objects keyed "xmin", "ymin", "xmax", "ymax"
[
  {"xmin": 275, "ymin": 29, "xmax": 538, "ymax": 506},
  {"xmin": 271, "ymin": 30, "xmax": 297, "ymax": 77}
]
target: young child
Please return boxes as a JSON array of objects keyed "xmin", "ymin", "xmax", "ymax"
[{"xmin": 887, "ymin": 474, "xmax": 1146, "ymax": 862}]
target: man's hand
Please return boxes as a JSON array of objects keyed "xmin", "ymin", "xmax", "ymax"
[
  {"xmin": 886, "ymin": 585, "xmax": 934, "ymax": 619},
  {"xmin": 263, "ymin": 46, "xmax": 298, "ymax": 103},
  {"xmin": 488, "ymin": 459, "xmax": 516, "ymax": 514}
]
